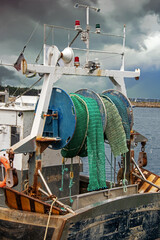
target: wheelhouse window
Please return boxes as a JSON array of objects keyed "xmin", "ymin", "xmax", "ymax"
[{"xmin": 11, "ymin": 126, "xmax": 20, "ymax": 146}]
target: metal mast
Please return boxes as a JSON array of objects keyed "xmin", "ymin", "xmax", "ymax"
[{"xmin": 74, "ymin": 3, "xmax": 100, "ymax": 64}]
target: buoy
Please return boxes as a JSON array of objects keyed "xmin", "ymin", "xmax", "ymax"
[{"xmin": 0, "ymin": 156, "xmax": 10, "ymax": 188}]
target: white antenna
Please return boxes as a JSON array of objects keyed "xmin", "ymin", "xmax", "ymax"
[
  {"xmin": 74, "ymin": 3, "xmax": 100, "ymax": 13},
  {"xmin": 74, "ymin": 3, "xmax": 100, "ymax": 64}
]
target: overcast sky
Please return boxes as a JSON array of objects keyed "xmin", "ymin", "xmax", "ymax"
[{"xmin": 0, "ymin": 0, "xmax": 160, "ymax": 98}]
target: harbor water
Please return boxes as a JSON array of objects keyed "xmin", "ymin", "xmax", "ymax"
[
  {"xmin": 82, "ymin": 107, "xmax": 160, "ymax": 181},
  {"xmin": 133, "ymin": 107, "xmax": 160, "ymax": 176}
]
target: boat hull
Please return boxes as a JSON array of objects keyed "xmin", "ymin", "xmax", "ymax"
[
  {"xmin": 0, "ymin": 192, "xmax": 160, "ymax": 240},
  {"xmin": 63, "ymin": 192, "xmax": 160, "ymax": 240}
]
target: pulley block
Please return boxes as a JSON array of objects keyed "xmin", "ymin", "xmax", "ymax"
[{"xmin": 138, "ymin": 151, "xmax": 147, "ymax": 167}]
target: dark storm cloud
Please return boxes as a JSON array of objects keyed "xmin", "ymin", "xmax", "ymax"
[
  {"xmin": 0, "ymin": 66, "xmax": 20, "ymax": 85},
  {"xmin": 0, "ymin": 0, "xmax": 100, "ymax": 27},
  {"xmin": 144, "ymin": 0, "xmax": 160, "ymax": 14},
  {"xmin": 95, "ymin": 1, "xmax": 151, "ymax": 51},
  {"xmin": 0, "ymin": 0, "xmax": 71, "ymax": 42},
  {"xmin": 0, "ymin": 0, "xmax": 103, "ymax": 55},
  {"xmin": 0, "ymin": 0, "xmax": 157, "ymax": 52},
  {"xmin": 0, "ymin": 0, "xmax": 158, "ymax": 59}
]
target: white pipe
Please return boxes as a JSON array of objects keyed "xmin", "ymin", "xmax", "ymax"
[
  {"xmin": 132, "ymin": 157, "xmax": 146, "ymax": 180},
  {"xmin": 38, "ymin": 169, "xmax": 52, "ymax": 195}
]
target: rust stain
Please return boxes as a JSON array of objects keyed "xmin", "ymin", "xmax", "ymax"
[{"xmin": 47, "ymin": 174, "xmax": 62, "ymax": 183}]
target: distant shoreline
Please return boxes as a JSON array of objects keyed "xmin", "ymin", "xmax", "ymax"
[{"xmin": 130, "ymin": 101, "xmax": 160, "ymax": 108}]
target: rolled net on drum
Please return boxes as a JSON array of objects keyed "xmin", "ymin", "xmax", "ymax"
[
  {"xmin": 103, "ymin": 93, "xmax": 131, "ymax": 140},
  {"xmin": 61, "ymin": 94, "xmax": 106, "ymax": 191},
  {"xmin": 101, "ymin": 96, "xmax": 128, "ymax": 157},
  {"xmin": 61, "ymin": 94, "xmax": 88, "ymax": 158}
]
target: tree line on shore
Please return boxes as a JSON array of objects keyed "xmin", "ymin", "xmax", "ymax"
[{"xmin": 0, "ymin": 85, "xmax": 39, "ymax": 96}]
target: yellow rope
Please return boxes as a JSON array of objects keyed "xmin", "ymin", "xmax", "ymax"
[{"xmin": 43, "ymin": 197, "xmax": 57, "ymax": 240}]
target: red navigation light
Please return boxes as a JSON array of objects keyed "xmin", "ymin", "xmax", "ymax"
[
  {"xmin": 75, "ymin": 20, "xmax": 80, "ymax": 26},
  {"xmin": 75, "ymin": 20, "xmax": 81, "ymax": 30},
  {"xmin": 74, "ymin": 56, "xmax": 80, "ymax": 67}
]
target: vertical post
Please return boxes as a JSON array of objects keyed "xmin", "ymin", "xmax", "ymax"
[
  {"xmin": 114, "ymin": 157, "xmax": 116, "ymax": 186},
  {"xmin": 52, "ymin": 27, "xmax": 54, "ymax": 45},
  {"xmin": 68, "ymin": 30, "xmax": 70, "ymax": 47},
  {"xmin": 28, "ymin": 152, "xmax": 36, "ymax": 187},
  {"xmin": 120, "ymin": 24, "xmax": 126, "ymax": 71},
  {"xmin": 44, "ymin": 24, "xmax": 47, "ymax": 66},
  {"xmin": 110, "ymin": 151, "xmax": 113, "ymax": 189},
  {"xmin": 86, "ymin": 6, "xmax": 90, "ymax": 64},
  {"xmin": 86, "ymin": 6, "xmax": 89, "ymax": 26},
  {"xmin": 30, "ymin": 45, "xmax": 61, "ymax": 138},
  {"xmin": 130, "ymin": 131, "xmax": 135, "ymax": 184},
  {"xmin": 44, "ymin": 24, "xmax": 46, "ymax": 46},
  {"xmin": 125, "ymin": 140, "xmax": 131, "ymax": 184}
]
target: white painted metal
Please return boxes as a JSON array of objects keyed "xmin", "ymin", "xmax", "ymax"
[
  {"xmin": 11, "ymin": 46, "xmax": 62, "ymax": 153},
  {"xmin": 120, "ymin": 25, "xmax": 126, "ymax": 71},
  {"xmin": 86, "ymin": 6, "xmax": 90, "ymax": 64},
  {"xmin": 72, "ymin": 47, "xmax": 122, "ymax": 55},
  {"xmin": 42, "ymin": 148, "xmax": 80, "ymax": 167},
  {"xmin": 0, "ymin": 111, "xmax": 17, "ymax": 125},
  {"xmin": 10, "ymin": 43, "xmax": 140, "ymax": 153},
  {"xmin": 86, "ymin": 6, "xmax": 89, "ymax": 26},
  {"xmin": 61, "ymin": 47, "xmax": 74, "ymax": 63},
  {"xmin": 26, "ymin": 64, "xmax": 140, "ymax": 79},
  {"xmin": 0, "ymin": 99, "xmax": 37, "ymax": 169},
  {"xmin": 30, "ymin": 46, "xmax": 60, "ymax": 136},
  {"xmin": 0, "ymin": 125, "xmax": 10, "ymax": 150},
  {"xmin": 15, "ymin": 96, "xmax": 38, "ymax": 107}
]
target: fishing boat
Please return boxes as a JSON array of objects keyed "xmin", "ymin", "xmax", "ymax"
[{"xmin": 0, "ymin": 4, "xmax": 160, "ymax": 240}]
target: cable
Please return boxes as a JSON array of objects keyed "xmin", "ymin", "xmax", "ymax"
[
  {"xmin": 5, "ymin": 75, "xmax": 43, "ymax": 107},
  {"xmin": 23, "ymin": 22, "xmax": 39, "ymax": 53}
]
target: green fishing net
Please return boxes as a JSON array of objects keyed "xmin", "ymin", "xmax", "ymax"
[
  {"xmin": 103, "ymin": 93, "xmax": 131, "ymax": 140},
  {"xmin": 61, "ymin": 94, "xmax": 88, "ymax": 158},
  {"xmin": 101, "ymin": 96, "xmax": 128, "ymax": 157},
  {"xmin": 61, "ymin": 94, "xmax": 106, "ymax": 191}
]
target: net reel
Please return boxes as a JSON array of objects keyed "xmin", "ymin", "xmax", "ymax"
[
  {"xmin": 76, "ymin": 89, "xmax": 107, "ymax": 131},
  {"xmin": 102, "ymin": 89, "xmax": 133, "ymax": 129},
  {"xmin": 42, "ymin": 87, "xmax": 76, "ymax": 150}
]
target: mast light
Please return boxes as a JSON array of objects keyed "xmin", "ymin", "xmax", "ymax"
[
  {"xmin": 95, "ymin": 24, "xmax": 101, "ymax": 33},
  {"xmin": 74, "ymin": 56, "xmax": 80, "ymax": 67},
  {"xmin": 75, "ymin": 20, "xmax": 82, "ymax": 30}
]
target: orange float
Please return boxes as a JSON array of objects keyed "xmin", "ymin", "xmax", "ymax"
[{"xmin": 0, "ymin": 156, "xmax": 10, "ymax": 187}]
